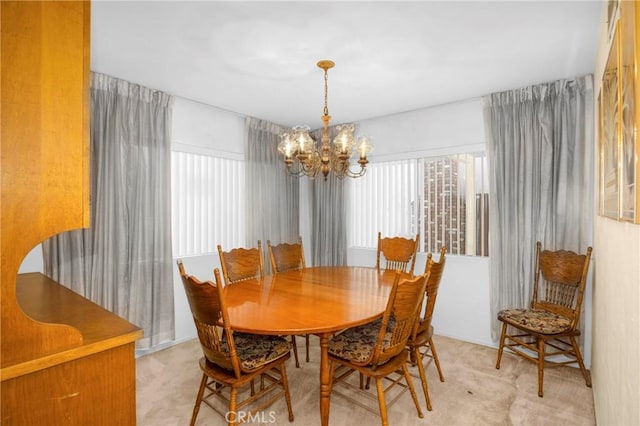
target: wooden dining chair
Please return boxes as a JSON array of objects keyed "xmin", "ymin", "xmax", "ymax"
[
  {"xmin": 495, "ymin": 242, "xmax": 593, "ymax": 397},
  {"xmin": 176, "ymin": 260, "xmax": 294, "ymax": 426},
  {"xmin": 267, "ymin": 237, "xmax": 309, "ymax": 368},
  {"xmin": 217, "ymin": 241, "xmax": 264, "ymax": 285},
  {"xmin": 376, "ymin": 232, "xmax": 420, "ymax": 275},
  {"xmin": 406, "ymin": 245, "xmax": 447, "ymax": 411},
  {"xmin": 327, "ymin": 270, "xmax": 429, "ymax": 426},
  {"xmin": 267, "ymin": 236, "xmax": 306, "ymax": 273}
]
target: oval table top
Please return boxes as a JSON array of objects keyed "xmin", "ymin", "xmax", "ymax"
[{"xmin": 224, "ymin": 266, "xmax": 400, "ymax": 335}]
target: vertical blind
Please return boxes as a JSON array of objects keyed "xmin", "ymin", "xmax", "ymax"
[
  {"xmin": 171, "ymin": 151, "xmax": 245, "ymax": 256},
  {"xmin": 350, "ymin": 159, "xmax": 419, "ymax": 248}
]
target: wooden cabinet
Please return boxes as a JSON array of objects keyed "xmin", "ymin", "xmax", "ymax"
[
  {"xmin": 3, "ymin": 274, "xmax": 142, "ymax": 425},
  {"xmin": 1, "ymin": 2, "xmax": 142, "ymax": 424}
]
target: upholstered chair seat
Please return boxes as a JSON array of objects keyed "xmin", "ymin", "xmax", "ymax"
[
  {"xmin": 328, "ymin": 322, "xmax": 392, "ymax": 364},
  {"xmin": 227, "ymin": 333, "xmax": 292, "ymax": 371},
  {"xmin": 497, "ymin": 308, "xmax": 572, "ymax": 335}
]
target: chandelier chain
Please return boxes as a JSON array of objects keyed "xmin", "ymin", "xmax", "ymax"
[{"xmin": 323, "ymin": 68, "xmax": 329, "ymax": 117}]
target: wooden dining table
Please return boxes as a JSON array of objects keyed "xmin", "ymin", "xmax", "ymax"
[{"xmin": 223, "ymin": 266, "xmax": 401, "ymax": 426}]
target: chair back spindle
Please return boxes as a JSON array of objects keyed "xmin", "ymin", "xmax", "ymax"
[
  {"xmin": 376, "ymin": 232, "xmax": 420, "ymax": 275},
  {"xmin": 532, "ymin": 241, "xmax": 593, "ymax": 327}
]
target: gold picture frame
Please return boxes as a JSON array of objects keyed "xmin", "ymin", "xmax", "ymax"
[
  {"xmin": 607, "ymin": 0, "xmax": 620, "ymax": 42},
  {"xmin": 600, "ymin": 21, "xmax": 619, "ymax": 219},
  {"xmin": 599, "ymin": 1, "xmax": 640, "ymax": 223},
  {"xmin": 619, "ymin": 1, "xmax": 638, "ymax": 222}
]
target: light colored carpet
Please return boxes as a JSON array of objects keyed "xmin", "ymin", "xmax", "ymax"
[{"xmin": 136, "ymin": 335, "xmax": 595, "ymax": 425}]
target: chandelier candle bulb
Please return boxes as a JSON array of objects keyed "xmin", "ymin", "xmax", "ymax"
[
  {"xmin": 278, "ymin": 60, "xmax": 373, "ymax": 180},
  {"xmin": 358, "ymin": 136, "xmax": 372, "ymax": 160}
]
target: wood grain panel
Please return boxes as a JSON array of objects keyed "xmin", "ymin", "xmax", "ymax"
[
  {"xmin": 1, "ymin": 344, "xmax": 138, "ymax": 425},
  {"xmin": 1, "ymin": 3, "xmax": 141, "ymax": 424},
  {"xmin": 1, "ymin": 1, "xmax": 90, "ymax": 367}
]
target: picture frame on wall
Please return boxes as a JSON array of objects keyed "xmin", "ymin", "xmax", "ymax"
[
  {"xmin": 619, "ymin": 0, "xmax": 638, "ymax": 222},
  {"xmin": 607, "ymin": 0, "xmax": 620, "ymax": 42},
  {"xmin": 599, "ymin": 1, "xmax": 640, "ymax": 224},
  {"xmin": 599, "ymin": 21, "xmax": 620, "ymax": 220}
]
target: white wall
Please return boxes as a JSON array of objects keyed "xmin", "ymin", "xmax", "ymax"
[
  {"xmin": 591, "ymin": 3, "xmax": 640, "ymax": 424},
  {"xmin": 172, "ymin": 97, "xmax": 245, "ymax": 159},
  {"xmin": 18, "ymin": 244, "xmax": 44, "ymax": 273},
  {"xmin": 359, "ymin": 98, "xmax": 485, "ymax": 161}
]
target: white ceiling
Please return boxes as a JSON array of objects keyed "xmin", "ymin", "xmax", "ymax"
[{"xmin": 91, "ymin": 1, "xmax": 603, "ymax": 129}]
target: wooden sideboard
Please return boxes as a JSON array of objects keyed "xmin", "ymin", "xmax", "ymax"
[
  {"xmin": 2, "ymin": 274, "xmax": 143, "ymax": 424},
  {"xmin": 1, "ymin": 2, "xmax": 142, "ymax": 424}
]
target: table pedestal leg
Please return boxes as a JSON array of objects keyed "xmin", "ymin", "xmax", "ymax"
[{"xmin": 319, "ymin": 332, "xmax": 331, "ymax": 426}]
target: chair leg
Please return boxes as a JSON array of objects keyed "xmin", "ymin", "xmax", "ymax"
[
  {"xmin": 569, "ymin": 335, "xmax": 592, "ymax": 387},
  {"xmin": 374, "ymin": 378, "xmax": 389, "ymax": 426},
  {"xmin": 496, "ymin": 322, "xmax": 508, "ymax": 369},
  {"xmin": 537, "ymin": 338, "xmax": 545, "ymax": 398},
  {"xmin": 280, "ymin": 363, "xmax": 295, "ymax": 421},
  {"xmin": 412, "ymin": 347, "xmax": 432, "ymax": 411},
  {"xmin": 190, "ymin": 373, "xmax": 208, "ymax": 426},
  {"xmin": 305, "ymin": 334, "xmax": 310, "ymax": 362},
  {"xmin": 290, "ymin": 335, "xmax": 300, "ymax": 368},
  {"xmin": 429, "ymin": 337, "xmax": 445, "ymax": 382},
  {"xmin": 402, "ymin": 362, "xmax": 424, "ymax": 419},
  {"xmin": 328, "ymin": 360, "xmax": 336, "ymax": 393},
  {"xmin": 228, "ymin": 387, "xmax": 238, "ymax": 426}
]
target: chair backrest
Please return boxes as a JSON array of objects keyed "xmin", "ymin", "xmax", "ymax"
[
  {"xmin": 376, "ymin": 232, "xmax": 420, "ymax": 275},
  {"xmin": 532, "ymin": 242, "xmax": 593, "ymax": 329},
  {"xmin": 267, "ymin": 237, "xmax": 306, "ymax": 273},
  {"xmin": 370, "ymin": 270, "xmax": 429, "ymax": 366},
  {"xmin": 177, "ymin": 260, "xmax": 242, "ymax": 378},
  {"xmin": 413, "ymin": 246, "xmax": 447, "ymax": 339},
  {"xmin": 217, "ymin": 241, "xmax": 264, "ymax": 285}
]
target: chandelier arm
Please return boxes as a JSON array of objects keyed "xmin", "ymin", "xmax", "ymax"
[
  {"xmin": 330, "ymin": 158, "xmax": 367, "ymax": 179},
  {"xmin": 345, "ymin": 167, "xmax": 367, "ymax": 178},
  {"xmin": 286, "ymin": 164, "xmax": 309, "ymax": 178}
]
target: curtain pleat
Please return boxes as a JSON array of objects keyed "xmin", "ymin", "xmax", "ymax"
[
  {"xmin": 483, "ymin": 75, "xmax": 594, "ymax": 341},
  {"xmin": 310, "ymin": 126, "xmax": 348, "ymax": 266},
  {"xmin": 43, "ymin": 72, "xmax": 175, "ymax": 349},
  {"xmin": 245, "ymin": 118, "xmax": 299, "ymax": 272}
]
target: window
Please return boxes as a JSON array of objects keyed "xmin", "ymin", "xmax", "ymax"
[
  {"xmin": 349, "ymin": 152, "xmax": 489, "ymax": 256},
  {"xmin": 171, "ymin": 151, "xmax": 245, "ymax": 257}
]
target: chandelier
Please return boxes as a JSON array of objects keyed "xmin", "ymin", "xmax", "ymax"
[{"xmin": 278, "ymin": 60, "xmax": 372, "ymax": 180}]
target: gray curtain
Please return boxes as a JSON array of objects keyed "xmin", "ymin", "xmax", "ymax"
[
  {"xmin": 43, "ymin": 72, "xmax": 175, "ymax": 349},
  {"xmin": 310, "ymin": 126, "xmax": 348, "ymax": 266},
  {"xmin": 483, "ymin": 75, "xmax": 594, "ymax": 341},
  {"xmin": 245, "ymin": 118, "xmax": 299, "ymax": 272}
]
